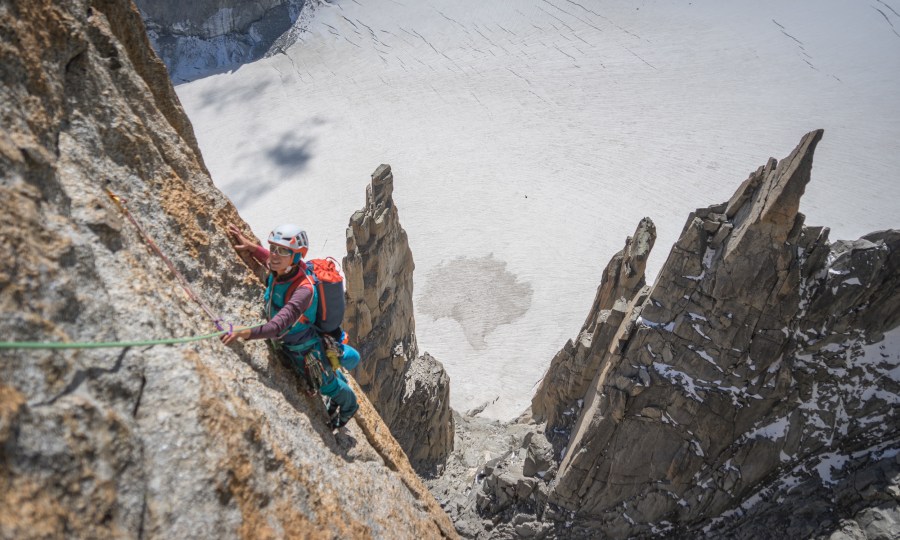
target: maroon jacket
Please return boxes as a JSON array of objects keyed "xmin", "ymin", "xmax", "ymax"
[{"xmin": 247, "ymin": 246, "xmax": 314, "ymax": 342}]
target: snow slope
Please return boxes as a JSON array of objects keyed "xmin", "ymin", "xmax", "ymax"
[{"xmin": 176, "ymin": 0, "xmax": 900, "ymax": 419}]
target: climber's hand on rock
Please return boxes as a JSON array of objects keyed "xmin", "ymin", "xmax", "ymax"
[
  {"xmin": 221, "ymin": 328, "xmax": 251, "ymax": 345},
  {"xmin": 227, "ymin": 223, "xmax": 256, "ymax": 253}
]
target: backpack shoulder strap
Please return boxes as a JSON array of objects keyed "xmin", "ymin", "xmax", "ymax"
[
  {"xmin": 284, "ymin": 270, "xmax": 315, "ymax": 307},
  {"xmin": 287, "ymin": 274, "xmax": 316, "ymax": 327}
]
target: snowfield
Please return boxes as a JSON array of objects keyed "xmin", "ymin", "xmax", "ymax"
[{"xmin": 176, "ymin": 0, "xmax": 900, "ymax": 419}]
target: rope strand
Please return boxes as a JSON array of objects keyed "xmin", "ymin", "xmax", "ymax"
[
  {"xmin": 105, "ymin": 188, "xmax": 222, "ymax": 324},
  {"xmin": 0, "ymin": 189, "xmax": 259, "ymax": 351},
  {"xmin": 0, "ymin": 323, "xmax": 264, "ymax": 350}
]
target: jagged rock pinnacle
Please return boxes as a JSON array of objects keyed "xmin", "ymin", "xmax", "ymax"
[{"xmin": 344, "ymin": 164, "xmax": 454, "ymax": 474}]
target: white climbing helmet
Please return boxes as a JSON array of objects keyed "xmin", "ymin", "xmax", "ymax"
[{"xmin": 268, "ymin": 224, "xmax": 309, "ymax": 258}]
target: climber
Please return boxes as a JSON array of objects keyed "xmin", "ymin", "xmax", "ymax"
[{"xmin": 222, "ymin": 223, "xmax": 359, "ymax": 429}]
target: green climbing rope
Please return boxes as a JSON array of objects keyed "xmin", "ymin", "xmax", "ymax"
[
  {"xmin": 0, "ymin": 324, "xmax": 264, "ymax": 350},
  {"xmin": 0, "ymin": 189, "xmax": 265, "ymax": 352}
]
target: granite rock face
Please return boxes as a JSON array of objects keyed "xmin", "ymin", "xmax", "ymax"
[
  {"xmin": 393, "ymin": 352, "xmax": 454, "ymax": 472},
  {"xmin": 0, "ymin": 2, "xmax": 455, "ymax": 538},
  {"xmin": 343, "ymin": 164, "xmax": 453, "ymax": 475},
  {"xmin": 134, "ymin": 0, "xmax": 315, "ymax": 82}
]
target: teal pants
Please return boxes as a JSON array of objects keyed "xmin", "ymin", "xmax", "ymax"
[
  {"xmin": 320, "ymin": 370, "xmax": 358, "ymax": 424},
  {"xmin": 284, "ymin": 341, "xmax": 359, "ymax": 424}
]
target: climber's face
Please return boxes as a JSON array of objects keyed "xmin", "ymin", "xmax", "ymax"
[{"xmin": 268, "ymin": 244, "xmax": 293, "ymax": 274}]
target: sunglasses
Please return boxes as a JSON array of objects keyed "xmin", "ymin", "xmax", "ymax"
[{"xmin": 269, "ymin": 244, "xmax": 294, "ymax": 257}]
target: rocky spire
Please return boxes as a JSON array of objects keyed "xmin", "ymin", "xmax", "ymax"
[
  {"xmin": 343, "ymin": 164, "xmax": 453, "ymax": 474},
  {"xmin": 0, "ymin": 2, "xmax": 455, "ymax": 537},
  {"xmin": 545, "ymin": 129, "xmax": 900, "ymax": 536},
  {"xmin": 530, "ymin": 217, "xmax": 656, "ymax": 434},
  {"xmin": 464, "ymin": 131, "xmax": 898, "ymax": 538}
]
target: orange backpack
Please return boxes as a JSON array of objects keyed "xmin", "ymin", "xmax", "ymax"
[{"xmin": 285, "ymin": 257, "xmax": 345, "ymax": 333}]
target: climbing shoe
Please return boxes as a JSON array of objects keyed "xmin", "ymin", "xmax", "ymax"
[
  {"xmin": 329, "ymin": 415, "xmax": 349, "ymax": 430},
  {"xmin": 327, "ymin": 400, "xmax": 340, "ymax": 422}
]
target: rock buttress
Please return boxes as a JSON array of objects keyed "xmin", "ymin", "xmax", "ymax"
[{"xmin": 0, "ymin": 1, "xmax": 456, "ymax": 538}]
